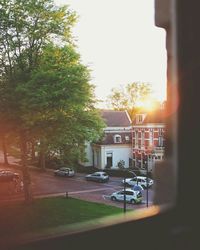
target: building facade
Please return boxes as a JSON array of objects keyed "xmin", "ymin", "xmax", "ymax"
[
  {"xmin": 132, "ymin": 109, "xmax": 165, "ymax": 172},
  {"xmin": 83, "ymin": 110, "xmax": 132, "ymax": 170}
]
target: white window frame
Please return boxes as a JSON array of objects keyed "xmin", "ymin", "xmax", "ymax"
[{"xmin": 114, "ymin": 134, "xmax": 122, "ymax": 143}]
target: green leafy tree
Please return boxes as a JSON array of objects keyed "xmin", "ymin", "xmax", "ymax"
[
  {"xmin": 106, "ymin": 82, "xmax": 153, "ymax": 120},
  {"xmin": 17, "ymin": 44, "xmax": 105, "ymax": 168},
  {"xmin": 0, "ymin": 0, "xmax": 104, "ymax": 203}
]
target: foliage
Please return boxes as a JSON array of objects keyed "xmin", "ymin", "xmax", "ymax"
[
  {"xmin": 117, "ymin": 160, "xmax": 125, "ymax": 169},
  {"xmin": 16, "ymin": 44, "xmax": 105, "ymax": 165},
  {"xmin": 0, "ymin": 0, "xmax": 105, "ymax": 201},
  {"xmin": 0, "ymin": 0, "xmax": 105, "ymax": 164},
  {"xmin": 0, "ymin": 0, "xmax": 77, "ymax": 78},
  {"xmin": 0, "ymin": 0, "xmax": 77, "ymax": 139},
  {"xmin": 106, "ymin": 82, "xmax": 154, "ymax": 119}
]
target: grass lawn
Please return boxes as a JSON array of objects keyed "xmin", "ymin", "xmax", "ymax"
[{"xmin": 0, "ymin": 197, "xmax": 123, "ymax": 238}]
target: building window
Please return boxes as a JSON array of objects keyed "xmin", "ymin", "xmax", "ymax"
[
  {"xmin": 158, "ymin": 128, "xmax": 164, "ymax": 136},
  {"xmin": 158, "ymin": 136, "xmax": 164, "ymax": 147},
  {"xmin": 149, "ymin": 130, "xmax": 153, "ymax": 146},
  {"xmin": 141, "ymin": 131, "xmax": 145, "ymax": 147},
  {"xmin": 125, "ymin": 135, "xmax": 130, "ymax": 141},
  {"xmin": 135, "ymin": 131, "xmax": 138, "ymax": 147},
  {"xmin": 114, "ymin": 135, "xmax": 122, "ymax": 143}
]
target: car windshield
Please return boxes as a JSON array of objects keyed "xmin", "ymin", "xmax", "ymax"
[{"xmin": 60, "ymin": 168, "xmax": 68, "ymax": 171}]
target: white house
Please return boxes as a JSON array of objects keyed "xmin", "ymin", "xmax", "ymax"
[{"xmin": 83, "ymin": 110, "xmax": 133, "ymax": 170}]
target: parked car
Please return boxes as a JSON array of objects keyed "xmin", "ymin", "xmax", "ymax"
[
  {"xmin": 0, "ymin": 170, "xmax": 20, "ymax": 182},
  {"xmin": 54, "ymin": 167, "xmax": 75, "ymax": 177},
  {"xmin": 110, "ymin": 189, "xmax": 142, "ymax": 204},
  {"xmin": 85, "ymin": 171, "xmax": 109, "ymax": 183},
  {"xmin": 122, "ymin": 176, "xmax": 154, "ymax": 188}
]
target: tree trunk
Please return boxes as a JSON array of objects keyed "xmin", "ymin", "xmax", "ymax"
[
  {"xmin": 20, "ymin": 131, "xmax": 33, "ymax": 204},
  {"xmin": 31, "ymin": 140, "xmax": 36, "ymax": 162},
  {"xmin": 39, "ymin": 140, "xmax": 46, "ymax": 171},
  {"xmin": 2, "ymin": 134, "xmax": 9, "ymax": 165}
]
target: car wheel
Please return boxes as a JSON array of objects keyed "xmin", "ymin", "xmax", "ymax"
[
  {"xmin": 111, "ymin": 196, "xmax": 117, "ymax": 201},
  {"xmin": 130, "ymin": 199, "xmax": 136, "ymax": 204}
]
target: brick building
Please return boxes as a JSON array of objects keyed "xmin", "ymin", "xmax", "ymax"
[{"xmin": 132, "ymin": 109, "xmax": 165, "ymax": 172}]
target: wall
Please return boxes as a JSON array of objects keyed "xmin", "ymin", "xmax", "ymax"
[{"xmin": 102, "ymin": 145, "xmax": 132, "ymax": 169}]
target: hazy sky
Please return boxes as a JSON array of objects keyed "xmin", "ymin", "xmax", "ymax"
[{"xmin": 55, "ymin": 0, "xmax": 167, "ymax": 106}]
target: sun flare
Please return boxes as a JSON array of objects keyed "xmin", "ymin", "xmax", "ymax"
[{"xmin": 135, "ymin": 98, "xmax": 158, "ymax": 111}]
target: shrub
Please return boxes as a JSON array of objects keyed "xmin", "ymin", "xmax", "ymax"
[{"xmin": 117, "ymin": 160, "xmax": 125, "ymax": 169}]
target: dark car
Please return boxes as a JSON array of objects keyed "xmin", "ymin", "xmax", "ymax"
[
  {"xmin": 85, "ymin": 172, "xmax": 109, "ymax": 183},
  {"xmin": 0, "ymin": 170, "xmax": 20, "ymax": 182}
]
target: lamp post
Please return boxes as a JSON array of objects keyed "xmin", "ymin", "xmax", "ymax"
[
  {"xmin": 146, "ymin": 160, "xmax": 149, "ymax": 207},
  {"xmin": 123, "ymin": 176, "xmax": 126, "ymax": 213}
]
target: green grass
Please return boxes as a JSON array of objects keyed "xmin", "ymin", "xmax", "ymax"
[{"xmin": 0, "ymin": 197, "xmax": 123, "ymax": 237}]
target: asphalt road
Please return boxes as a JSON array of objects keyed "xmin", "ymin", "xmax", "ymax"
[
  {"xmin": 0, "ymin": 164, "xmax": 154, "ymax": 210},
  {"xmin": 0, "ymin": 151, "xmax": 154, "ymax": 209}
]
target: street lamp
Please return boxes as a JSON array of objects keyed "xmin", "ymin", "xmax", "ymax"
[{"xmin": 123, "ymin": 175, "xmax": 126, "ymax": 213}]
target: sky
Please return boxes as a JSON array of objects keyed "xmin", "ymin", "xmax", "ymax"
[{"xmin": 55, "ymin": 0, "xmax": 167, "ymax": 107}]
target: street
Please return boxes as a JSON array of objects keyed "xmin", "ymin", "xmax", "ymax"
[
  {"xmin": 0, "ymin": 166, "xmax": 154, "ymax": 210},
  {"xmin": 33, "ymin": 169, "xmax": 154, "ymax": 208},
  {"xmin": 0, "ymin": 151, "xmax": 154, "ymax": 209}
]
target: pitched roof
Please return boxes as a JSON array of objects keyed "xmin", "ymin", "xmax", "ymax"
[
  {"xmin": 143, "ymin": 109, "xmax": 165, "ymax": 124},
  {"xmin": 100, "ymin": 110, "xmax": 131, "ymax": 127},
  {"xmin": 133, "ymin": 109, "xmax": 166, "ymax": 125}
]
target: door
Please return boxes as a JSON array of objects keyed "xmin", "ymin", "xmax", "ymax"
[
  {"xmin": 106, "ymin": 153, "xmax": 113, "ymax": 168},
  {"xmin": 117, "ymin": 191, "xmax": 124, "ymax": 201}
]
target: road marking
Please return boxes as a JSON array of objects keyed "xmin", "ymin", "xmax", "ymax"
[
  {"xmin": 34, "ymin": 188, "xmax": 114, "ymax": 198},
  {"xmin": 69, "ymin": 187, "xmax": 113, "ymax": 194}
]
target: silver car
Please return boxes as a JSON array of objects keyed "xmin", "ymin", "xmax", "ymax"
[
  {"xmin": 54, "ymin": 167, "xmax": 75, "ymax": 177},
  {"xmin": 85, "ymin": 172, "xmax": 109, "ymax": 183}
]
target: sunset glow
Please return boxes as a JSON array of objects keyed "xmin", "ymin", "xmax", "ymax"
[{"xmin": 135, "ymin": 98, "xmax": 159, "ymax": 111}]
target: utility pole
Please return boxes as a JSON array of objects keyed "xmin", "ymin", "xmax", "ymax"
[{"xmin": 123, "ymin": 176, "xmax": 126, "ymax": 213}]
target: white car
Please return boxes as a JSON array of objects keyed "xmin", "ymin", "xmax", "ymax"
[
  {"xmin": 111, "ymin": 189, "xmax": 142, "ymax": 204},
  {"xmin": 122, "ymin": 176, "xmax": 154, "ymax": 188},
  {"xmin": 85, "ymin": 172, "xmax": 109, "ymax": 183},
  {"xmin": 54, "ymin": 167, "xmax": 75, "ymax": 177}
]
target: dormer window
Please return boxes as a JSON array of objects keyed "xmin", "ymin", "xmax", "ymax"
[
  {"xmin": 114, "ymin": 134, "xmax": 122, "ymax": 143},
  {"xmin": 136, "ymin": 114, "xmax": 144, "ymax": 124}
]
